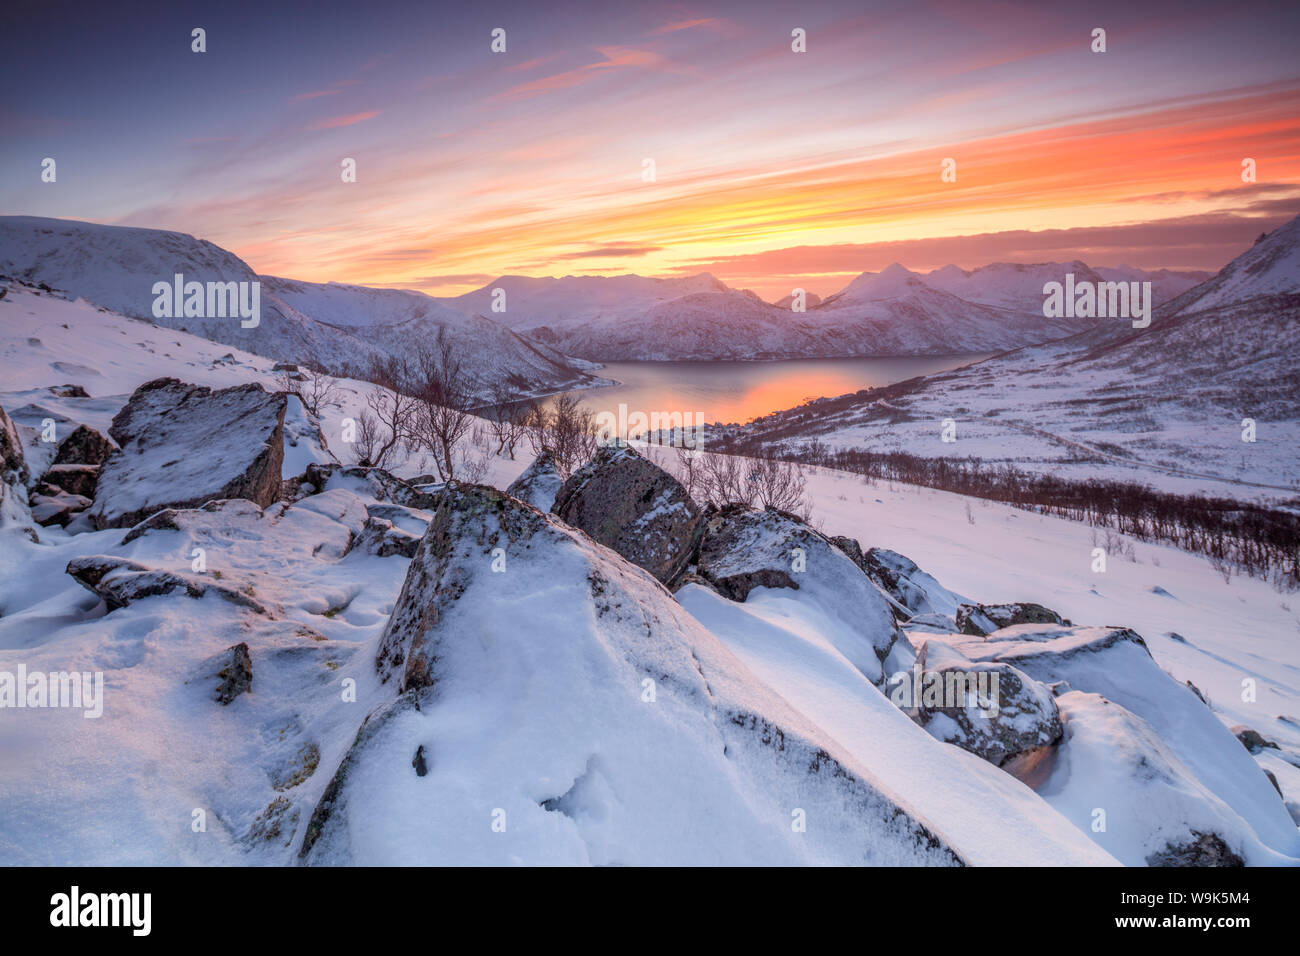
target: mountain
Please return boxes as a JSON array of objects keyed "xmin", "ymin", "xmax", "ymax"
[
  {"xmin": 0, "ymin": 217, "xmax": 606, "ymax": 401},
  {"xmin": 729, "ymin": 214, "xmax": 1300, "ymax": 496},
  {"xmin": 443, "ymin": 261, "xmax": 1204, "ymax": 361},
  {"xmin": 921, "ymin": 261, "xmax": 1206, "ymax": 313}
]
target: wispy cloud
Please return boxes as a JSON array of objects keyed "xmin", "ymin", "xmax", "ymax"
[{"xmin": 308, "ymin": 110, "xmax": 381, "ymax": 130}]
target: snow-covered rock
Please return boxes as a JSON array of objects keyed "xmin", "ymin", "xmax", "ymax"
[
  {"xmin": 862, "ymin": 547, "xmax": 964, "ymax": 618},
  {"xmin": 52, "ymin": 423, "xmax": 115, "ymax": 466},
  {"xmin": 505, "ymin": 450, "xmax": 564, "ymax": 512},
  {"xmin": 306, "ymin": 483, "xmax": 965, "ymax": 865},
  {"xmin": 551, "ymin": 444, "xmax": 703, "ymax": 586},
  {"xmin": 89, "ymin": 378, "xmax": 286, "ymax": 529},
  {"xmin": 695, "ymin": 504, "xmax": 904, "ymax": 685},
  {"xmin": 909, "ymin": 653, "xmax": 1063, "ymax": 767},
  {"xmin": 943, "ymin": 624, "xmax": 1300, "ymax": 861},
  {"xmin": 956, "ymin": 602, "xmax": 1068, "ymax": 636},
  {"xmin": 66, "ymin": 553, "xmax": 272, "ymax": 615}
]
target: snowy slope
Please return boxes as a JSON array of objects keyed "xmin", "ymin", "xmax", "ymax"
[{"xmin": 0, "ymin": 217, "xmax": 606, "ymax": 401}]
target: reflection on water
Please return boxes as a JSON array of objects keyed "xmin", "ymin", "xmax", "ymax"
[{"xmin": 551, "ymin": 355, "xmax": 995, "ymax": 427}]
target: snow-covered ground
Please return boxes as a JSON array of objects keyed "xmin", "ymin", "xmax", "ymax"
[{"xmin": 1, "ymin": 279, "xmax": 1296, "ymax": 866}]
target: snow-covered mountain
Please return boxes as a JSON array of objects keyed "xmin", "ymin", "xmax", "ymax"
[
  {"xmin": 0, "ymin": 217, "xmax": 606, "ymax": 401},
  {"xmin": 441, "ymin": 261, "xmax": 1204, "ymax": 361},
  {"xmin": 730, "ymin": 214, "xmax": 1300, "ymax": 497},
  {"xmin": 922, "ymin": 261, "xmax": 1206, "ymax": 313}
]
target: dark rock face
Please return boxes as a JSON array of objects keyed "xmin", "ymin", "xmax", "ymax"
[
  {"xmin": 956, "ymin": 602, "xmax": 1068, "ymax": 636},
  {"xmin": 863, "ymin": 549, "xmax": 941, "ymax": 617},
  {"xmin": 213, "ymin": 643, "xmax": 253, "ymax": 704},
  {"xmin": 1231, "ymin": 725, "xmax": 1279, "ymax": 754},
  {"xmin": 506, "ymin": 450, "xmax": 565, "ymax": 512},
  {"xmin": 90, "ymin": 378, "xmax": 285, "ymax": 529},
  {"xmin": 48, "ymin": 384, "xmax": 90, "ymax": 398},
  {"xmin": 1145, "ymin": 831, "xmax": 1245, "ymax": 867},
  {"xmin": 52, "ymin": 424, "xmax": 115, "ymax": 466},
  {"xmin": 40, "ymin": 463, "xmax": 99, "ymax": 498},
  {"xmin": 551, "ymin": 444, "xmax": 704, "ymax": 586},
  {"xmin": 66, "ymin": 554, "xmax": 271, "ymax": 615},
  {"xmin": 695, "ymin": 504, "xmax": 810, "ymax": 601},
  {"xmin": 911, "ymin": 659, "xmax": 1063, "ymax": 766},
  {"xmin": 0, "ymin": 404, "xmax": 27, "ymax": 488},
  {"xmin": 353, "ymin": 515, "xmax": 421, "ymax": 558}
]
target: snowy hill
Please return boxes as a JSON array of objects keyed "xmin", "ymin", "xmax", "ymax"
[
  {"xmin": 1, "ymin": 278, "xmax": 1298, "ymax": 866},
  {"xmin": 922, "ymin": 260, "xmax": 1206, "ymax": 313},
  {"xmin": 0, "ymin": 217, "xmax": 606, "ymax": 401}
]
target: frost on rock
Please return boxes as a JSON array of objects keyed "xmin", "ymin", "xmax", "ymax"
[
  {"xmin": 505, "ymin": 450, "xmax": 564, "ymax": 512},
  {"xmin": 0, "ymin": 402, "xmax": 34, "ymax": 532},
  {"xmin": 301, "ymin": 483, "xmax": 963, "ymax": 866},
  {"xmin": 696, "ymin": 503, "xmax": 904, "ymax": 684},
  {"xmin": 551, "ymin": 444, "xmax": 704, "ymax": 586},
  {"xmin": 89, "ymin": 378, "xmax": 286, "ymax": 529}
]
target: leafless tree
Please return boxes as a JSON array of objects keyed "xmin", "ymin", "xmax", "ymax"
[
  {"xmin": 549, "ymin": 393, "xmax": 598, "ymax": 476},
  {"xmin": 486, "ymin": 380, "xmax": 528, "ymax": 459},
  {"xmin": 410, "ymin": 328, "xmax": 475, "ymax": 481},
  {"xmin": 359, "ymin": 354, "xmax": 417, "ymax": 468},
  {"xmin": 747, "ymin": 451, "xmax": 809, "ymax": 516}
]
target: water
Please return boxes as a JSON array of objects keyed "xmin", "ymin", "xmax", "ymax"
[{"xmin": 555, "ymin": 355, "xmax": 995, "ymax": 428}]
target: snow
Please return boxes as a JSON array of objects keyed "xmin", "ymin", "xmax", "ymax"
[{"xmin": 1, "ymin": 263, "xmax": 1297, "ymax": 867}]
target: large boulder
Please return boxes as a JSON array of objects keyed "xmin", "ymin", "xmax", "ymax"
[
  {"xmin": 695, "ymin": 504, "xmax": 906, "ymax": 684},
  {"xmin": 551, "ymin": 444, "xmax": 704, "ymax": 586},
  {"xmin": 303, "ymin": 483, "xmax": 963, "ymax": 866},
  {"xmin": 506, "ymin": 450, "xmax": 564, "ymax": 512},
  {"xmin": 39, "ymin": 463, "xmax": 99, "ymax": 498},
  {"xmin": 89, "ymin": 378, "xmax": 286, "ymax": 529},
  {"xmin": 956, "ymin": 602, "xmax": 1068, "ymax": 636},
  {"xmin": 903, "ymin": 650, "xmax": 1063, "ymax": 767}
]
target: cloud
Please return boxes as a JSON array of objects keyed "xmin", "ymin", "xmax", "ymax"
[
  {"xmin": 553, "ymin": 244, "xmax": 663, "ymax": 259},
  {"xmin": 308, "ymin": 110, "xmax": 381, "ymax": 130},
  {"xmin": 502, "ymin": 46, "xmax": 673, "ymax": 99},
  {"xmin": 649, "ymin": 18, "xmax": 722, "ymax": 35}
]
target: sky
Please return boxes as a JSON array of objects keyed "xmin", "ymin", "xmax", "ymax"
[{"xmin": 3, "ymin": 0, "xmax": 1299, "ymax": 300}]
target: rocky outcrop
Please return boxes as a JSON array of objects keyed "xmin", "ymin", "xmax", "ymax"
[
  {"xmin": 89, "ymin": 378, "xmax": 286, "ymax": 529},
  {"xmin": 0, "ymin": 403, "xmax": 33, "ymax": 530},
  {"xmin": 66, "ymin": 554, "xmax": 271, "ymax": 615},
  {"xmin": 863, "ymin": 548, "xmax": 960, "ymax": 618},
  {"xmin": 302, "ymin": 482, "xmax": 963, "ymax": 865},
  {"xmin": 506, "ymin": 450, "xmax": 564, "ymax": 512},
  {"xmin": 1146, "ymin": 832, "xmax": 1245, "ymax": 867},
  {"xmin": 956, "ymin": 602, "xmax": 1068, "ymax": 636},
  {"xmin": 1231, "ymin": 725, "xmax": 1279, "ymax": 754},
  {"xmin": 301, "ymin": 463, "xmax": 436, "ymax": 510},
  {"xmin": 212, "ymin": 643, "xmax": 253, "ymax": 704},
  {"xmin": 551, "ymin": 444, "xmax": 704, "ymax": 586},
  {"xmin": 52, "ymin": 423, "xmax": 115, "ymax": 466},
  {"xmin": 39, "ymin": 463, "xmax": 99, "ymax": 498}
]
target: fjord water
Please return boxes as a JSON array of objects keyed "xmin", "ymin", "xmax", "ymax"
[{"xmin": 563, "ymin": 354, "xmax": 996, "ymax": 427}]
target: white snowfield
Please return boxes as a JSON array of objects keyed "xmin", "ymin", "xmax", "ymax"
[{"xmin": 0, "ymin": 281, "xmax": 1297, "ymax": 867}]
